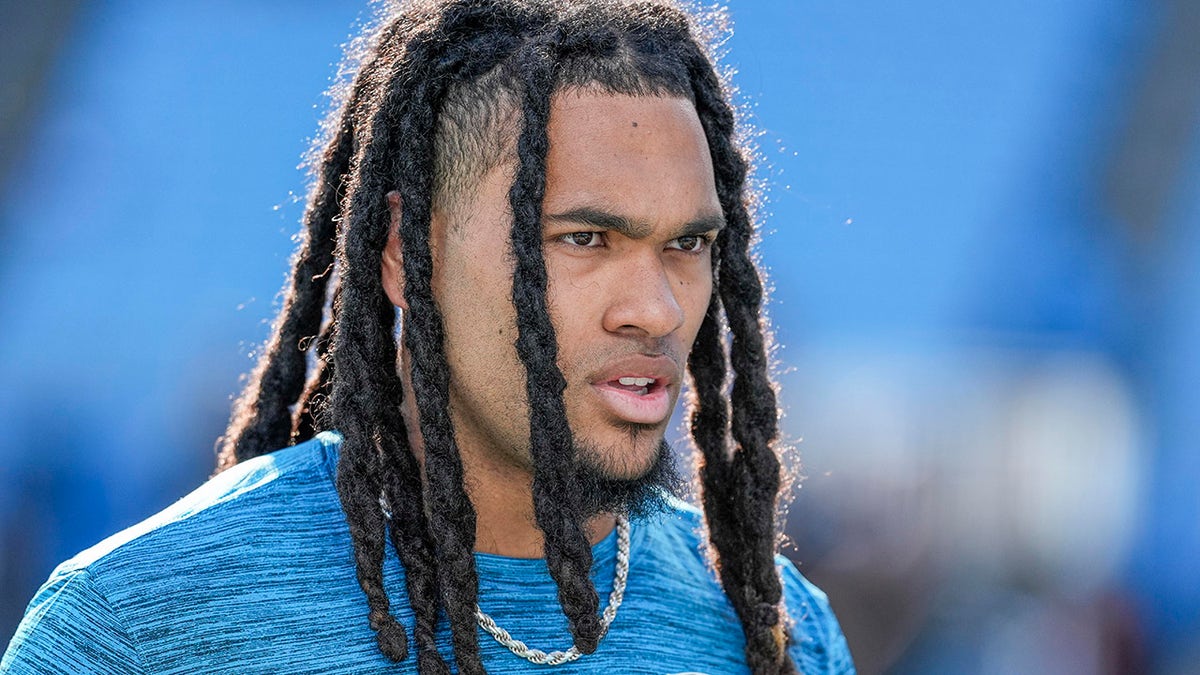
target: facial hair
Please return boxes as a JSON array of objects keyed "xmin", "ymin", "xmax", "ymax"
[{"xmin": 571, "ymin": 438, "xmax": 683, "ymax": 520}]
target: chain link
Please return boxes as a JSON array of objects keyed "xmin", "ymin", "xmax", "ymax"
[
  {"xmin": 475, "ymin": 515, "xmax": 630, "ymax": 665},
  {"xmin": 379, "ymin": 495, "xmax": 632, "ymax": 666}
]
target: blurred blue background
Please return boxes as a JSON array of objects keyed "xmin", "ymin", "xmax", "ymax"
[{"xmin": 1, "ymin": 1, "xmax": 1197, "ymax": 672}]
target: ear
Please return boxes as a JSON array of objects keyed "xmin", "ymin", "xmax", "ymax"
[{"xmin": 381, "ymin": 191, "xmax": 409, "ymax": 311}]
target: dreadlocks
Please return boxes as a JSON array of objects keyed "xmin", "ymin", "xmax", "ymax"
[{"xmin": 217, "ymin": 1, "xmax": 793, "ymax": 672}]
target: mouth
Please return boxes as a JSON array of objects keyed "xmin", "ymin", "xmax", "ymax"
[
  {"xmin": 589, "ymin": 356, "xmax": 678, "ymax": 425},
  {"xmin": 611, "ymin": 376, "xmax": 658, "ymax": 396}
]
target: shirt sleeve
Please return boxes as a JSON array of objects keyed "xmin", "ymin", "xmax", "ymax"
[
  {"xmin": 779, "ymin": 557, "xmax": 856, "ymax": 674},
  {"xmin": 1, "ymin": 566, "xmax": 146, "ymax": 675}
]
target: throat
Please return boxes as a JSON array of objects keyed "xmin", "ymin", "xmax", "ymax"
[{"xmin": 473, "ymin": 510, "xmax": 617, "ymax": 559}]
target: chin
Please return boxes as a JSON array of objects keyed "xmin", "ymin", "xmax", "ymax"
[
  {"xmin": 579, "ymin": 423, "xmax": 666, "ymax": 478},
  {"xmin": 572, "ymin": 437, "xmax": 682, "ymax": 519}
]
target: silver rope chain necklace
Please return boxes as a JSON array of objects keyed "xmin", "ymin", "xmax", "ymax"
[{"xmin": 379, "ymin": 495, "xmax": 631, "ymax": 666}]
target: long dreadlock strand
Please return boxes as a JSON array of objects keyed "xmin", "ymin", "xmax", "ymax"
[
  {"xmin": 384, "ymin": 25, "xmax": 502, "ymax": 675},
  {"xmin": 328, "ymin": 264, "xmax": 410, "ymax": 660},
  {"xmin": 392, "ymin": 76, "xmax": 486, "ymax": 671},
  {"xmin": 292, "ymin": 282, "xmax": 340, "ymax": 443},
  {"xmin": 687, "ymin": 293, "xmax": 730, "ymax": 465},
  {"xmin": 329, "ymin": 66, "xmax": 415, "ymax": 660},
  {"xmin": 370, "ymin": 276, "xmax": 452, "ymax": 674},
  {"xmin": 379, "ymin": 412, "xmax": 450, "ymax": 674},
  {"xmin": 678, "ymin": 38, "xmax": 793, "ymax": 673},
  {"xmin": 506, "ymin": 36, "xmax": 605, "ymax": 653},
  {"xmin": 218, "ymin": 15, "xmax": 419, "ymax": 469},
  {"xmin": 334, "ymin": 425, "xmax": 409, "ymax": 661},
  {"xmin": 217, "ymin": 122, "xmax": 348, "ymax": 470}
]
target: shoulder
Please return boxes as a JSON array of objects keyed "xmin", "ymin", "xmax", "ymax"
[
  {"xmin": 638, "ymin": 497, "xmax": 856, "ymax": 674},
  {"xmin": 61, "ymin": 431, "xmax": 344, "ymax": 578},
  {"xmin": 778, "ymin": 557, "xmax": 856, "ymax": 673},
  {"xmin": 1, "ymin": 566, "xmax": 143, "ymax": 673},
  {"xmin": 2, "ymin": 432, "xmax": 351, "ymax": 671}
]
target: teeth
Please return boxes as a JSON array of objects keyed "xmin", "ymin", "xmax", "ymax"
[{"xmin": 617, "ymin": 376, "xmax": 655, "ymax": 387}]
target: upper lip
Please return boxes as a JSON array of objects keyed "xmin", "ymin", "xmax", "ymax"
[{"xmin": 588, "ymin": 354, "xmax": 679, "ymax": 388}]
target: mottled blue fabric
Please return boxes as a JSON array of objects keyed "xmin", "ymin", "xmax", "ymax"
[{"xmin": 2, "ymin": 432, "xmax": 854, "ymax": 674}]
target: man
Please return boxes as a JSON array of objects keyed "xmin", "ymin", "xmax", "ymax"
[{"xmin": 2, "ymin": 1, "xmax": 854, "ymax": 673}]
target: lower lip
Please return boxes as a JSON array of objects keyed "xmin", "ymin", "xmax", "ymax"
[{"xmin": 591, "ymin": 383, "xmax": 672, "ymax": 424}]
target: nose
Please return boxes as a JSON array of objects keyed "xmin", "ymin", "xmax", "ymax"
[{"xmin": 601, "ymin": 254, "xmax": 686, "ymax": 339}]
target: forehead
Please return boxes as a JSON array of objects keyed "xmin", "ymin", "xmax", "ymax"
[{"xmin": 542, "ymin": 91, "xmax": 719, "ymax": 221}]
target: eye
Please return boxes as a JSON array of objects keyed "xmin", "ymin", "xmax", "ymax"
[
  {"xmin": 560, "ymin": 231, "xmax": 603, "ymax": 247},
  {"xmin": 668, "ymin": 233, "xmax": 714, "ymax": 253}
]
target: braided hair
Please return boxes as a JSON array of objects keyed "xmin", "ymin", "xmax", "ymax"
[{"xmin": 218, "ymin": 1, "xmax": 793, "ymax": 672}]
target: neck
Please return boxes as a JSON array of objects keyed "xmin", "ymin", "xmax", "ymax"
[
  {"xmin": 398, "ymin": 358, "xmax": 615, "ymax": 558},
  {"xmin": 463, "ymin": 451, "xmax": 617, "ymax": 558}
]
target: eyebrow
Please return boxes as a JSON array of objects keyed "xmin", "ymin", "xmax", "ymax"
[{"xmin": 545, "ymin": 206, "xmax": 726, "ymax": 240}]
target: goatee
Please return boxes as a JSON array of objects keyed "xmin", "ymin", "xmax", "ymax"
[{"xmin": 571, "ymin": 438, "xmax": 682, "ymax": 520}]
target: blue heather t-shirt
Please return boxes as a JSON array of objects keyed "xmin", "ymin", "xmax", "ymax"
[{"xmin": 2, "ymin": 432, "xmax": 854, "ymax": 674}]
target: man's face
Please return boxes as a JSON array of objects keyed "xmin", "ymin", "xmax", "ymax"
[{"xmin": 386, "ymin": 91, "xmax": 721, "ymax": 483}]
